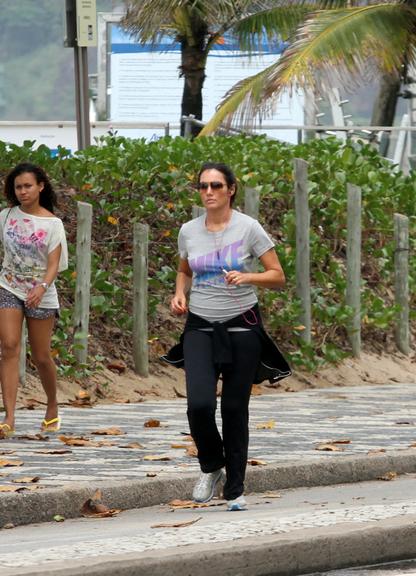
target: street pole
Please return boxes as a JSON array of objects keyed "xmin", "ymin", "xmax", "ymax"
[
  {"xmin": 74, "ymin": 46, "xmax": 91, "ymax": 149},
  {"xmin": 65, "ymin": 0, "xmax": 97, "ymax": 150}
]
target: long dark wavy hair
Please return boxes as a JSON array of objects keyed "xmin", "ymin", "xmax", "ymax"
[
  {"xmin": 197, "ymin": 162, "xmax": 238, "ymax": 206},
  {"xmin": 4, "ymin": 162, "xmax": 58, "ymax": 213}
]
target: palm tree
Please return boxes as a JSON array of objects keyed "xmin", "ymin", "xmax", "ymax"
[
  {"xmin": 121, "ymin": 0, "xmax": 309, "ymax": 135},
  {"xmin": 200, "ymin": 2, "xmax": 416, "ymax": 135}
]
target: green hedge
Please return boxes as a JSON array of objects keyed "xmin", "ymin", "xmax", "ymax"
[{"xmin": 0, "ymin": 135, "xmax": 414, "ymax": 375}]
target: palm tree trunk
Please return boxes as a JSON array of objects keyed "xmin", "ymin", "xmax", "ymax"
[
  {"xmin": 371, "ymin": 73, "xmax": 401, "ymax": 125},
  {"xmin": 371, "ymin": 73, "xmax": 401, "ymax": 155},
  {"xmin": 180, "ymin": 43, "xmax": 206, "ymax": 137}
]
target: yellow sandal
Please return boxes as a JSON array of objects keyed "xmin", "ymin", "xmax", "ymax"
[
  {"xmin": 0, "ymin": 423, "xmax": 15, "ymax": 439},
  {"xmin": 41, "ymin": 417, "xmax": 61, "ymax": 433}
]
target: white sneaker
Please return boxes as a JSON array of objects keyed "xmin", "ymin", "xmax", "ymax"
[
  {"xmin": 227, "ymin": 495, "xmax": 247, "ymax": 511},
  {"xmin": 192, "ymin": 469, "xmax": 223, "ymax": 503}
]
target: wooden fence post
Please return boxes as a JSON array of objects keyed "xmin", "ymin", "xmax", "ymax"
[
  {"xmin": 192, "ymin": 206, "xmax": 205, "ymax": 219},
  {"xmin": 346, "ymin": 184, "xmax": 361, "ymax": 357},
  {"xmin": 244, "ymin": 187, "xmax": 260, "ymax": 220},
  {"xmin": 244, "ymin": 187, "xmax": 260, "ymax": 274},
  {"xmin": 133, "ymin": 222, "xmax": 149, "ymax": 377},
  {"xmin": 73, "ymin": 201, "xmax": 92, "ymax": 365},
  {"xmin": 294, "ymin": 158, "xmax": 311, "ymax": 344},
  {"xmin": 394, "ymin": 213, "xmax": 410, "ymax": 355},
  {"xmin": 183, "ymin": 115, "xmax": 194, "ymax": 139},
  {"xmin": 19, "ymin": 321, "xmax": 26, "ymax": 385}
]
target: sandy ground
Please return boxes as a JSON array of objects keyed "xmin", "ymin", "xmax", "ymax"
[{"xmin": 15, "ymin": 350, "xmax": 416, "ymax": 410}]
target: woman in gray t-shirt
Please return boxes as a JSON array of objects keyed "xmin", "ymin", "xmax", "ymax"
[{"xmin": 170, "ymin": 162, "xmax": 286, "ymax": 511}]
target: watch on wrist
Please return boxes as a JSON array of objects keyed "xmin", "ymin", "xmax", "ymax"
[{"xmin": 39, "ymin": 282, "xmax": 49, "ymax": 291}]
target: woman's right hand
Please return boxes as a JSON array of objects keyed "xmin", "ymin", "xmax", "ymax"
[{"xmin": 170, "ymin": 294, "xmax": 188, "ymax": 315}]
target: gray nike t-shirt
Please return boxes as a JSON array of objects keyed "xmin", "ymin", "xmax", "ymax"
[{"xmin": 178, "ymin": 210, "xmax": 274, "ymax": 322}]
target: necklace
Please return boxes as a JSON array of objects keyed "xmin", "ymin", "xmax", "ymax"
[
  {"xmin": 208, "ymin": 213, "xmax": 232, "ymax": 268},
  {"xmin": 206, "ymin": 212, "xmax": 258, "ymax": 326}
]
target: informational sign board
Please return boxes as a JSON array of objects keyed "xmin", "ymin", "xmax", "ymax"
[
  {"xmin": 109, "ymin": 27, "xmax": 304, "ymax": 143},
  {"xmin": 76, "ymin": 0, "xmax": 97, "ymax": 47}
]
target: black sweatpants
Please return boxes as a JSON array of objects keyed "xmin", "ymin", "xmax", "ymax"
[{"xmin": 183, "ymin": 329, "xmax": 262, "ymax": 500}]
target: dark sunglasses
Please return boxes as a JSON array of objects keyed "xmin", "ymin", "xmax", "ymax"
[{"xmin": 196, "ymin": 181, "xmax": 226, "ymax": 191}]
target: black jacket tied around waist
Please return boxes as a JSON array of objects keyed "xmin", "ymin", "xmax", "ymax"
[{"xmin": 161, "ymin": 304, "xmax": 291, "ymax": 385}]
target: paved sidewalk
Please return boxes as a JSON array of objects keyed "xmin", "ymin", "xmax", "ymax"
[
  {"xmin": 1, "ymin": 475, "xmax": 416, "ymax": 576},
  {"xmin": 1, "ymin": 383, "xmax": 416, "ymax": 528}
]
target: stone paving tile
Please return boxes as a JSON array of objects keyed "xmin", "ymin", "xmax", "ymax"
[{"xmin": 0, "ymin": 384, "xmax": 415, "ymax": 488}]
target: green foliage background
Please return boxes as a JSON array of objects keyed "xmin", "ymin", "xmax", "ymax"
[{"xmin": 0, "ymin": 134, "xmax": 414, "ymax": 375}]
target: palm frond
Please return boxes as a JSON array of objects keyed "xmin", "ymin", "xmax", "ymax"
[
  {"xmin": 233, "ymin": 5, "xmax": 316, "ymax": 48},
  {"xmin": 121, "ymin": 0, "xmax": 184, "ymax": 43},
  {"xmin": 121, "ymin": 0, "xmax": 259, "ymax": 41},
  {"xmin": 200, "ymin": 60, "xmax": 282, "ymax": 135},
  {"xmin": 201, "ymin": 2, "xmax": 416, "ymax": 133}
]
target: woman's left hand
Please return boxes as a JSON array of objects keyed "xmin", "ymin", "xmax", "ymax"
[
  {"xmin": 26, "ymin": 285, "xmax": 47, "ymax": 308},
  {"xmin": 224, "ymin": 270, "xmax": 251, "ymax": 286}
]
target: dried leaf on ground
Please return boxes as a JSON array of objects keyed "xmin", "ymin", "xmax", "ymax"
[
  {"xmin": 119, "ymin": 442, "xmax": 144, "ymax": 449},
  {"xmin": 0, "ymin": 459, "xmax": 23, "ymax": 467},
  {"xmin": 36, "ymin": 449, "xmax": 72, "ymax": 454},
  {"xmin": 95, "ymin": 439, "xmax": 116, "ymax": 447},
  {"xmin": 90, "ymin": 427, "xmax": 125, "ymax": 436},
  {"xmin": 0, "ymin": 450, "xmax": 15, "ymax": 455},
  {"xmin": 396, "ymin": 421, "xmax": 414, "ymax": 425},
  {"xmin": 367, "ymin": 448, "xmax": 386, "ymax": 455},
  {"xmin": 186, "ymin": 445, "xmax": 198, "ymax": 457},
  {"xmin": 168, "ymin": 499, "xmax": 223, "ymax": 509},
  {"xmin": 12, "ymin": 476, "xmax": 40, "ymax": 484},
  {"xmin": 20, "ymin": 398, "xmax": 47, "ymax": 409},
  {"xmin": 329, "ymin": 439, "xmax": 351, "ymax": 444},
  {"xmin": 59, "ymin": 436, "xmax": 98, "ymax": 447},
  {"xmin": 151, "ymin": 516, "xmax": 202, "ymax": 529},
  {"xmin": 146, "ymin": 472, "xmax": 157, "ymax": 477},
  {"xmin": 66, "ymin": 398, "xmax": 93, "ymax": 408},
  {"xmin": 53, "ymin": 515, "xmax": 65, "ymax": 522},
  {"xmin": 256, "ymin": 420, "xmax": 275, "ymax": 430},
  {"xmin": 17, "ymin": 434, "xmax": 49, "ymax": 441},
  {"xmin": 107, "ymin": 360, "xmax": 127, "ymax": 374},
  {"xmin": 247, "ymin": 459, "xmax": 267, "ymax": 466},
  {"xmin": 144, "ymin": 419, "xmax": 161, "ymax": 428},
  {"xmin": 58, "ymin": 435, "xmax": 114, "ymax": 448},
  {"xmin": 143, "ymin": 454, "xmax": 171, "ymax": 461},
  {"xmin": 378, "ymin": 471, "xmax": 397, "ymax": 481},
  {"xmin": 251, "ymin": 385, "xmax": 262, "ymax": 396},
  {"xmin": 260, "ymin": 492, "xmax": 281, "ymax": 499},
  {"xmin": 315, "ymin": 443, "xmax": 343, "ymax": 452},
  {"xmin": 3, "ymin": 523, "xmax": 14, "ymax": 529},
  {"xmin": 81, "ymin": 488, "xmax": 121, "ymax": 518},
  {"xmin": 0, "ymin": 485, "xmax": 21, "ymax": 492}
]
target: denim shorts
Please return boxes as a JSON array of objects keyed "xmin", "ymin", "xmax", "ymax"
[{"xmin": 0, "ymin": 287, "xmax": 58, "ymax": 319}]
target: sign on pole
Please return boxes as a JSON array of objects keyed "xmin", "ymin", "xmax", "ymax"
[
  {"xmin": 65, "ymin": 0, "xmax": 96, "ymax": 148},
  {"xmin": 76, "ymin": 0, "xmax": 97, "ymax": 47}
]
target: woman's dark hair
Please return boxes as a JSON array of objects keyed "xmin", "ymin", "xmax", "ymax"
[
  {"xmin": 198, "ymin": 162, "xmax": 238, "ymax": 205},
  {"xmin": 4, "ymin": 162, "xmax": 58, "ymax": 213}
]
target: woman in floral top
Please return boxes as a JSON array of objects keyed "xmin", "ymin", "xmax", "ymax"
[{"xmin": 0, "ymin": 163, "xmax": 68, "ymax": 439}]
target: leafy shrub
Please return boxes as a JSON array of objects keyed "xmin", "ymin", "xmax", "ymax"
[{"xmin": 0, "ymin": 135, "xmax": 414, "ymax": 374}]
